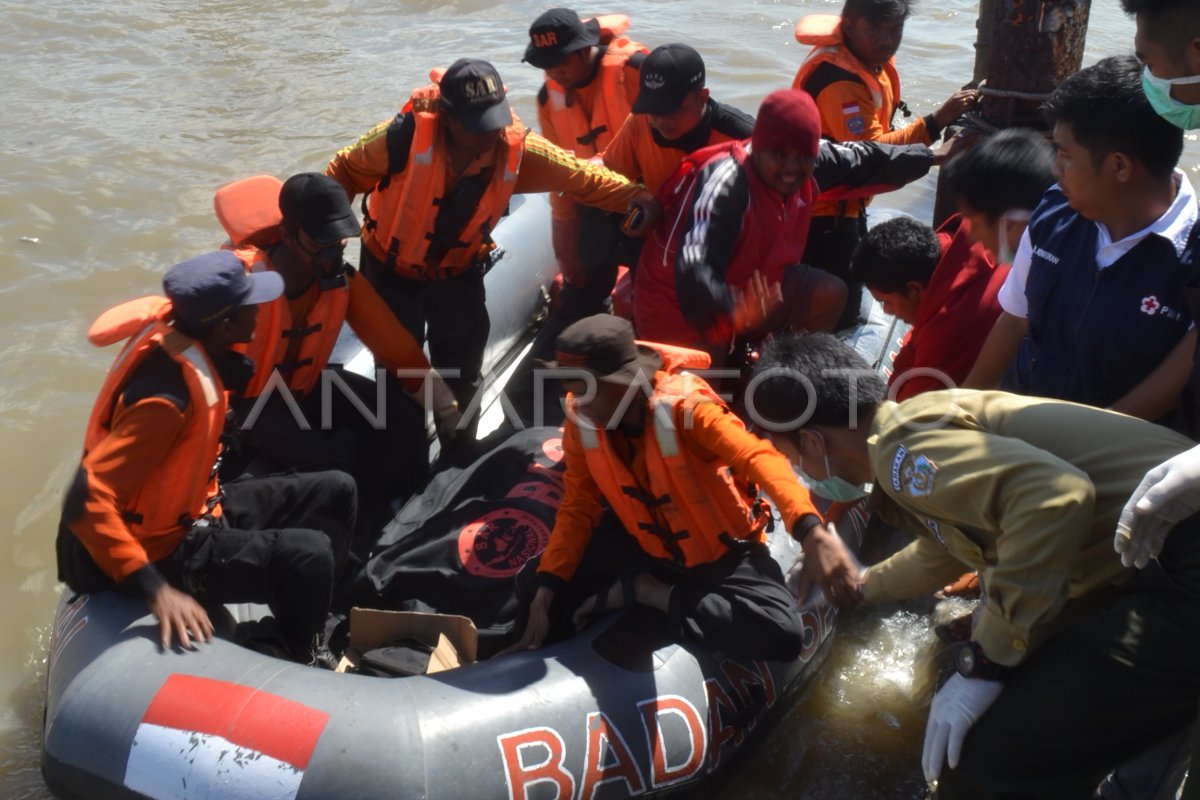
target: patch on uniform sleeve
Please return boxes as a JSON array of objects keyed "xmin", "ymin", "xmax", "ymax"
[
  {"xmin": 842, "ymin": 102, "xmax": 866, "ymax": 135},
  {"xmin": 890, "ymin": 445, "xmax": 908, "ymax": 491},
  {"xmin": 902, "ymin": 453, "xmax": 939, "ymax": 498}
]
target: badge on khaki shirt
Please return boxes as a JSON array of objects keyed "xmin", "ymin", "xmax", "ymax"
[{"xmin": 891, "ymin": 445, "xmax": 938, "ymax": 498}]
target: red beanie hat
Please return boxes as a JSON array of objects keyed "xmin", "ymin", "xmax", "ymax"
[{"xmin": 752, "ymin": 89, "xmax": 821, "ymax": 157}]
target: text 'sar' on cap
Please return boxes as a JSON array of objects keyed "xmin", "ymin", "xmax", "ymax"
[
  {"xmin": 438, "ymin": 58, "xmax": 514, "ymax": 134},
  {"xmin": 523, "ymin": 8, "xmax": 601, "ymax": 69}
]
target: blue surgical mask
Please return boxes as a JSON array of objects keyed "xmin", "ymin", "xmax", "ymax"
[
  {"xmin": 798, "ymin": 430, "xmax": 869, "ymax": 502},
  {"xmin": 1142, "ymin": 65, "xmax": 1200, "ymax": 130}
]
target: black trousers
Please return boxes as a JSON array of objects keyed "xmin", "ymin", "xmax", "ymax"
[
  {"xmin": 804, "ymin": 213, "xmax": 868, "ymax": 331},
  {"xmin": 360, "ymin": 247, "xmax": 489, "ymax": 411},
  {"xmin": 231, "ymin": 367, "xmax": 429, "ymax": 514},
  {"xmin": 61, "ymin": 472, "xmax": 357, "ymax": 655},
  {"xmin": 531, "ymin": 205, "xmax": 645, "ymax": 362},
  {"xmin": 520, "ymin": 520, "xmax": 805, "ymax": 662},
  {"xmin": 937, "ymin": 513, "xmax": 1200, "ymax": 800}
]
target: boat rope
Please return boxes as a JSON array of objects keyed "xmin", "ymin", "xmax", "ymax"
[{"xmin": 978, "ymin": 85, "xmax": 1053, "ymax": 102}]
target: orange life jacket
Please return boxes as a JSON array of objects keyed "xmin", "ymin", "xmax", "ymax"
[
  {"xmin": 363, "ymin": 83, "xmax": 527, "ymax": 279},
  {"xmin": 214, "ymin": 174, "xmax": 284, "ymax": 249},
  {"xmin": 227, "ymin": 246, "xmax": 350, "ymax": 398},
  {"xmin": 83, "ymin": 295, "xmax": 226, "ymax": 549},
  {"xmin": 541, "ymin": 15, "xmax": 647, "ymax": 158},
  {"xmin": 793, "ymin": 15, "xmax": 907, "ymax": 219},
  {"xmin": 792, "ymin": 14, "xmax": 904, "ymax": 134},
  {"xmin": 571, "ymin": 344, "xmax": 770, "ymax": 567}
]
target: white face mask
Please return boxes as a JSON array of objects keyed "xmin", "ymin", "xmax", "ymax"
[{"xmin": 997, "ymin": 209, "xmax": 1032, "ymax": 265}]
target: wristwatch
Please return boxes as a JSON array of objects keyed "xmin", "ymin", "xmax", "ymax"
[{"xmin": 956, "ymin": 641, "xmax": 1013, "ymax": 682}]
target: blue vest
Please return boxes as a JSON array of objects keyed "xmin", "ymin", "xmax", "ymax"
[
  {"xmin": 1180, "ymin": 221, "xmax": 1200, "ymax": 439},
  {"xmin": 1020, "ymin": 187, "xmax": 1193, "ymax": 411}
]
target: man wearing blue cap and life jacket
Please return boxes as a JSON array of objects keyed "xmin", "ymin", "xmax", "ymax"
[{"xmin": 56, "ymin": 251, "xmax": 356, "ymax": 665}]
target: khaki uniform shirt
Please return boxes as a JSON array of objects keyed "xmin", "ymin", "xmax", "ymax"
[{"xmin": 861, "ymin": 390, "xmax": 1193, "ymax": 666}]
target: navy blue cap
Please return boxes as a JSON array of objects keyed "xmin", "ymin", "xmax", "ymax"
[{"xmin": 164, "ymin": 251, "xmax": 284, "ymax": 328}]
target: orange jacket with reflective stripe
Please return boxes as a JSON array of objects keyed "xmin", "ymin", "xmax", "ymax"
[
  {"xmin": 363, "ymin": 84, "xmax": 526, "ymax": 279},
  {"xmin": 539, "ymin": 16, "xmax": 646, "ymax": 159},
  {"xmin": 229, "ymin": 246, "xmax": 350, "ymax": 398},
  {"xmin": 792, "ymin": 14, "xmax": 931, "ymax": 217},
  {"xmin": 80, "ymin": 296, "xmax": 226, "ymax": 576},
  {"xmin": 570, "ymin": 347, "xmax": 770, "ymax": 567}
]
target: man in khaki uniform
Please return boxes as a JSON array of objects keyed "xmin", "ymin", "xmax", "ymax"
[{"xmin": 751, "ymin": 332, "xmax": 1200, "ymax": 799}]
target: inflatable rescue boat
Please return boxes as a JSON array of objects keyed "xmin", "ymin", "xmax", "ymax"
[{"xmin": 42, "ymin": 183, "xmax": 907, "ymax": 799}]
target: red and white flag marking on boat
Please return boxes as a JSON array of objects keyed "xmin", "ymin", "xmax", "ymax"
[{"xmin": 123, "ymin": 674, "xmax": 330, "ymax": 800}]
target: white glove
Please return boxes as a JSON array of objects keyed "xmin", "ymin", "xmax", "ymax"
[
  {"xmin": 408, "ymin": 372, "xmax": 461, "ymax": 441},
  {"xmin": 922, "ymin": 673, "xmax": 1003, "ymax": 783},
  {"xmin": 1114, "ymin": 443, "xmax": 1200, "ymax": 569}
]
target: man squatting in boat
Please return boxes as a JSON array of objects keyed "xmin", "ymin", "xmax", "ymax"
[{"xmin": 57, "ymin": 253, "xmax": 356, "ymax": 667}]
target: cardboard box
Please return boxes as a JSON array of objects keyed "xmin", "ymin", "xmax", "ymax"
[{"xmin": 336, "ymin": 608, "xmax": 478, "ymax": 675}]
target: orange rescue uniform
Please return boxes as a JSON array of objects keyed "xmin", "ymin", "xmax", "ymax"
[
  {"xmin": 326, "ymin": 87, "xmax": 641, "ymax": 277},
  {"xmin": 536, "ymin": 15, "xmax": 645, "ymax": 160},
  {"xmin": 538, "ymin": 365, "xmax": 821, "ymax": 583},
  {"xmin": 71, "ymin": 297, "xmax": 227, "ymax": 581},
  {"xmin": 601, "ymin": 110, "xmax": 748, "ymax": 198},
  {"xmin": 230, "ymin": 246, "xmax": 431, "ymax": 397},
  {"xmin": 792, "ymin": 14, "xmax": 933, "ymax": 218}
]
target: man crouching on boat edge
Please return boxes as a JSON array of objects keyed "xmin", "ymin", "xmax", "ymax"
[
  {"xmin": 752, "ymin": 332, "xmax": 1200, "ymax": 798},
  {"xmin": 56, "ymin": 252, "xmax": 356, "ymax": 665},
  {"xmin": 500, "ymin": 314, "xmax": 859, "ymax": 661}
]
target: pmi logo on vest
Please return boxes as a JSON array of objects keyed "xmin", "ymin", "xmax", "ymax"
[{"xmin": 1140, "ymin": 294, "xmax": 1185, "ymax": 322}]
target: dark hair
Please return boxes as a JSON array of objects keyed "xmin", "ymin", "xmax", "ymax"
[
  {"xmin": 943, "ymin": 128, "xmax": 1055, "ymax": 221},
  {"xmin": 1043, "ymin": 55, "xmax": 1183, "ymax": 180},
  {"xmin": 850, "ymin": 217, "xmax": 940, "ymax": 292},
  {"xmin": 1122, "ymin": 0, "xmax": 1200, "ymax": 64},
  {"xmin": 749, "ymin": 333, "xmax": 886, "ymax": 431},
  {"xmin": 842, "ymin": 0, "xmax": 912, "ymax": 21},
  {"xmin": 171, "ymin": 317, "xmax": 222, "ymax": 341}
]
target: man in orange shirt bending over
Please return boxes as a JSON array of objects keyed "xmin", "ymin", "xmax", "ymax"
[{"xmin": 504, "ymin": 315, "xmax": 859, "ymax": 659}]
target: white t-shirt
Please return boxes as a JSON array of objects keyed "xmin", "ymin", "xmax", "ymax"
[{"xmin": 998, "ymin": 171, "xmax": 1198, "ymax": 318}]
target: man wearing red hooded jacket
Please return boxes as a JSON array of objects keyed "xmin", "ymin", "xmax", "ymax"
[{"xmin": 634, "ymin": 88, "xmax": 934, "ymax": 366}]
